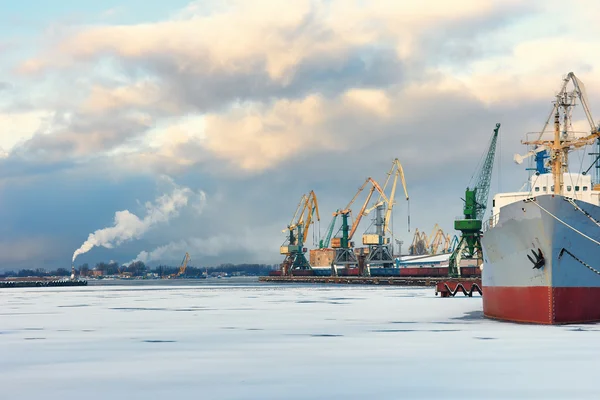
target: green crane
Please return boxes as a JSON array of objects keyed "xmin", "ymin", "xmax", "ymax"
[
  {"xmin": 319, "ymin": 214, "xmax": 338, "ymax": 249},
  {"xmin": 448, "ymin": 123, "xmax": 500, "ymax": 277}
]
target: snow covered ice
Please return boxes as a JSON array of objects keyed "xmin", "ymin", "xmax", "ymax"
[{"xmin": 1, "ymin": 282, "xmax": 598, "ymax": 400}]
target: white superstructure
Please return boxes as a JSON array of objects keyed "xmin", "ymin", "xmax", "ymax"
[{"xmin": 487, "ymin": 173, "xmax": 600, "ymax": 230}]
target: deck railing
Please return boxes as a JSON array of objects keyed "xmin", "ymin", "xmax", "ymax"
[{"xmin": 482, "ymin": 213, "xmax": 500, "ymax": 232}]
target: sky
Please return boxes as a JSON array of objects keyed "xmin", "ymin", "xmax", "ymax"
[{"xmin": 1, "ymin": 0, "xmax": 600, "ymax": 271}]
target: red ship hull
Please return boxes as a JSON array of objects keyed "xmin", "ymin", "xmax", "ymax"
[{"xmin": 483, "ymin": 286, "xmax": 600, "ymax": 324}]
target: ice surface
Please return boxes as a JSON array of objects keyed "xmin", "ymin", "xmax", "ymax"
[{"xmin": 1, "ymin": 282, "xmax": 598, "ymax": 400}]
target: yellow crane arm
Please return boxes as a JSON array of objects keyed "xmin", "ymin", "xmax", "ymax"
[
  {"xmin": 348, "ymin": 185, "xmax": 377, "ymax": 240},
  {"xmin": 408, "ymin": 228, "xmax": 423, "ymax": 254},
  {"xmin": 419, "ymin": 231, "xmax": 430, "ymax": 249},
  {"xmin": 428, "ymin": 224, "xmax": 441, "ymax": 243},
  {"xmin": 343, "ymin": 177, "xmax": 389, "ymax": 240},
  {"xmin": 178, "ymin": 252, "xmax": 190, "ymax": 275},
  {"xmin": 302, "ymin": 190, "xmax": 320, "ymax": 243},
  {"xmin": 381, "ymin": 158, "xmax": 409, "ymax": 234},
  {"xmin": 430, "ymin": 229, "xmax": 445, "ymax": 254},
  {"xmin": 284, "ymin": 194, "xmax": 308, "ymax": 233}
]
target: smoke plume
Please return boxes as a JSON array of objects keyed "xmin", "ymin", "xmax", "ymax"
[
  {"xmin": 133, "ymin": 236, "xmax": 236, "ymax": 264},
  {"xmin": 129, "ymin": 227, "xmax": 278, "ymax": 266},
  {"xmin": 72, "ymin": 177, "xmax": 206, "ymax": 262}
]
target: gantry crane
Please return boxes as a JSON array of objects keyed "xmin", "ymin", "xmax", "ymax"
[
  {"xmin": 362, "ymin": 158, "xmax": 410, "ymax": 270},
  {"xmin": 330, "ymin": 178, "xmax": 388, "ymax": 274},
  {"xmin": 280, "ymin": 190, "xmax": 320, "ymax": 275},
  {"xmin": 449, "ymin": 123, "xmax": 500, "ymax": 276}
]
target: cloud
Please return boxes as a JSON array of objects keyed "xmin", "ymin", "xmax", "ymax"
[
  {"xmin": 3, "ymin": 0, "xmax": 600, "ymax": 271},
  {"xmin": 0, "ymin": 236, "xmax": 61, "ymax": 267},
  {"xmin": 5, "ymin": 0, "xmax": 538, "ymax": 178},
  {"xmin": 0, "ymin": 110, "xmax": 52, "ymax": 151},
  {"xmin": 72, "ymin": 176, "xmax": 206, "ymax": 262},
  {"xmin": 17, "ymin": 1, "xmax": 527, "ymax": 103},
  {"xmin": 8, "ymin": 110, "xmax": 153, "ymax": 163}
]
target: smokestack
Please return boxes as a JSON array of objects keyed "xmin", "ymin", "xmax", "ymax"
[{"xmin": 70, "ymin": 264, "xmax": 76, "ymax": 281}]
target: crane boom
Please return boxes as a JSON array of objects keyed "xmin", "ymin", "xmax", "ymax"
[
  {"xmin": 349, "ymin": 185, "xmax": 377, "ymax": 240},
  {"xmin": 515, "ymin": 72, "xmax": 598, "ymax": 164},
  {"xmin": 336, "ymin": 177, "xmax": 389, "ymax": 241},
  {"xmin": 302, "ymin": 190, "xmax": 320, "ymax": 243},
  {"xmin": 450, "ymin": 122, "xmax": 500, "ymax": 276},
  {"xmin": 177, "ymin": 252, "xmax": 190, "ymax": 276},
  {"xmin": 320, "ymin": 213, "xmax": 338, "ymax": 248},
  {"xmin": 279, "ymin": 190, "xmax": 320, "ymax": 275},
  {"xmin": 377, "ymin": 158, "xmax": 410, "ymax": 234},
  {"xmin": 474, "ymin": 123, "xmax": 500, "ymax": 220},
  {"xmin": 283, "ymin": 194, "xmax": 308, "ymax": 233}
]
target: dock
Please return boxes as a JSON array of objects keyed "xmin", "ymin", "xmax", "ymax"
[
  {"xmin": 0, "ymin": 279, "xmax": 88, "ymax": 288},
  {"xmin": 259, "ymin": 275, "xmax": 480, "ymax": 288}
]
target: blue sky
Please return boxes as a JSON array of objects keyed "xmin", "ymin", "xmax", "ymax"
[{"xmin": 0, "ymin": 0, "xmax": 599, "ymax": 271}]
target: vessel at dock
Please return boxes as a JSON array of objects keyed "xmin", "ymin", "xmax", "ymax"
[{"xmin": 481, "ymin": 72, "xmax": 600, "ymax": 324}]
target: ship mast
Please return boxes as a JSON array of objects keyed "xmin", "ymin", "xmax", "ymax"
[{"xmin": 515, "ymin": 72, "xmax": 600, "ymax": 194}]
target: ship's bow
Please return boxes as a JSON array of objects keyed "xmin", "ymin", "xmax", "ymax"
[{"xmin": 482, "ymin": 195, "xmax": 600, "ymax": 324}]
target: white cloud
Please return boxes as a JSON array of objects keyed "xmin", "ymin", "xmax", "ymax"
[
  {"xmin": 4, "ymin": 0, "xmax": 600, "ymax": 271},
  {"xmin": 0, "ymin": 110, "xmax": 52, "ymax": 152}
]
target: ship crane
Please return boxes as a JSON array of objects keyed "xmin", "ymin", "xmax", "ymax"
[
  {"xmin": 514, "ymin": 72, "xmax": 598, "ymax": 168},
  {"xmin": 280, "ymin": 190, "xmax": 320, "ymax": 275},
  {"xmin": 330, "ymin": 177, "xmax": 388, "ymax": 274},
  {"xmin": 449, "ymin": 123, "xmax": 500, "ymax": 277}
]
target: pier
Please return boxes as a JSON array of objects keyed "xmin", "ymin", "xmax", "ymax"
[{"xmin": 0, "ymin": 279, "xmax": 88, "ymax": 288}]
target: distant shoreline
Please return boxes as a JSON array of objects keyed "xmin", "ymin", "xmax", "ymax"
[{"xmin": 86, "ymin": 276, "xmax": 261, "ymax": 286}]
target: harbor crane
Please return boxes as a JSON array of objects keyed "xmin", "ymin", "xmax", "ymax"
[
  {"xmin": 164, "ymin": 252, "xmax": 190, "ymax": 279},
  {"xmin": 178, "ymin": 252, "xmax": 190, "ymax": 277},
  {"xmin": 407, "ymin": 224, "xmax": 449, "ymax": 255},
  {"xmin": 362, "ymin": 158, "xmax": 410, "ymax": 271},
  {"xmin": 280, "ymin": 191, "xmax": 320, "ymax": 275},
  {"xmin": 408, "ymin": 228, "xmax": 428, "ymax": 255},
  {"xmin": 319, "ymin": 213, "xmax": 337, "ymax": 249},
  {"xmin": 448, "ymin": 123, "xmax": 500, "ymax": 277},
  {"xmin": 330, "ymin": 177, "xmax": 388, "ymax": 274}
]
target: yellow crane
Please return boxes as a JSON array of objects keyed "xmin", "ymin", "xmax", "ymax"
[
  {"xmin": 407, "ymin": 224, "xmax": 451, "ymax": 255},
  {"xmin": 164, "ymin": 252, "xmax": 191, "ymax": 279},
  {"xmin": 330, "ymin": 177, "xmax": 388, "ymax": 273},
  {"xmin": 378, "ymin": 158, "xmax": 410, "ymax": 235},
  {"xmin": 280, "ymin": 190, "xmax": 320, "ymax": 275},
  {"xmin": 429, "ymin": 229, "xmax": 446, "ymax": 255},
  {"xmin": 360, "ymin": 158, "xmax": 410, "ymax": 271},
  {"xmin": 177, "ymin": 252, "xmax": 190, "ymax": 277},
  {"xmin": 408, "ymin": 228, "xmax": 428, "ymax": 255}
]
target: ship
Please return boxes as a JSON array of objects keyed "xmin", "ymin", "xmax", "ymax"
[{"xmin": 481, "ymin": 72, "xmax": 600, "ymax": 324}]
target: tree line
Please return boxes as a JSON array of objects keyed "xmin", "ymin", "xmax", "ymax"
[{"xmin": 0, "ymin": 261, "xmax": 279, "ymax": 278}]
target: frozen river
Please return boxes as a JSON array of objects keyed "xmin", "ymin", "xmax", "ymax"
[{"xmin": 1, "ymin": 282, "xmax": 598, "ymax": 399}]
